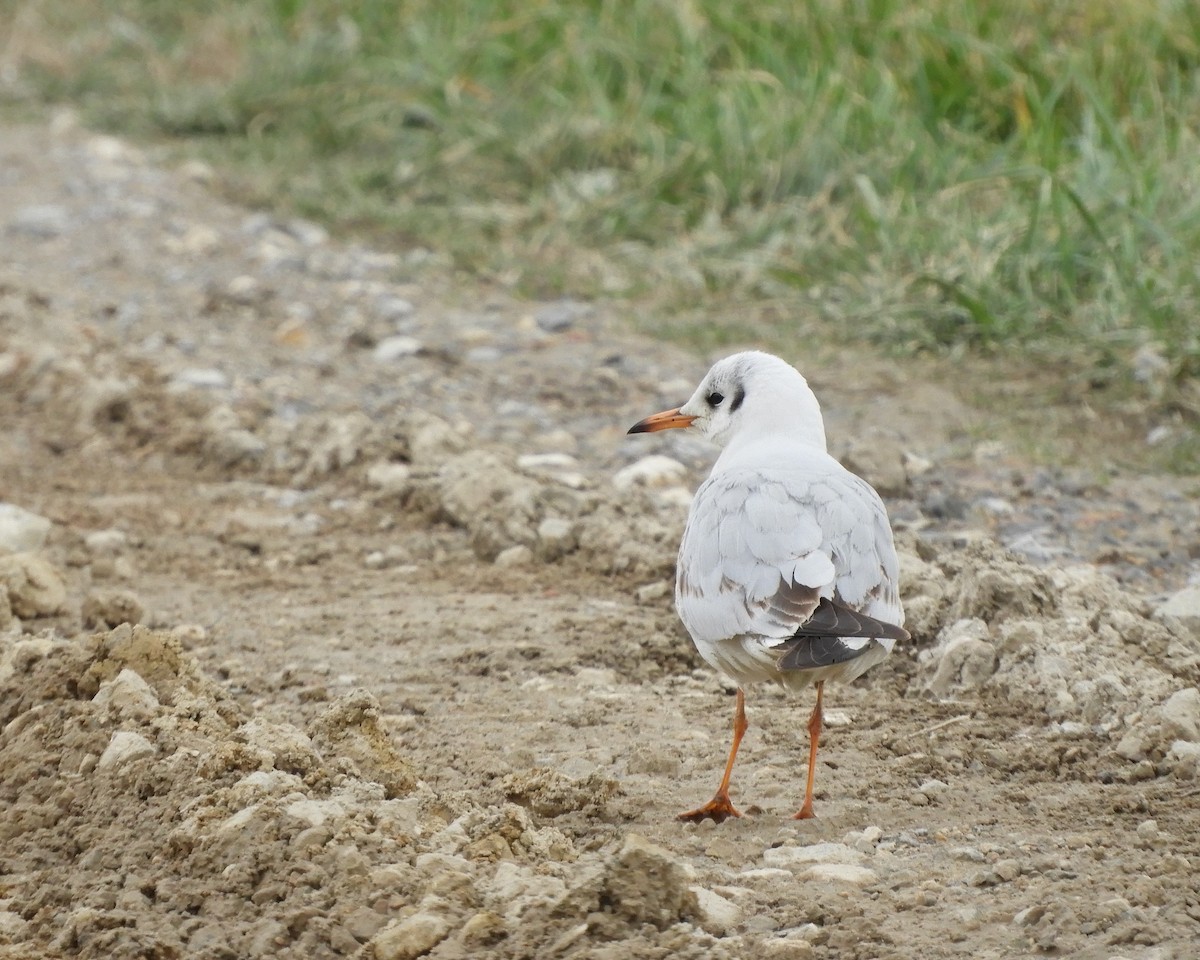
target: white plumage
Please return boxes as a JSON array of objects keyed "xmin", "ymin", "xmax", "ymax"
[{"xmin": 628, "ymin": 350, "xmax": 907, "ymax": 822}]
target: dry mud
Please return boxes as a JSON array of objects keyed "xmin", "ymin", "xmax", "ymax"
[{"xmin": 2, "ymin": 116, "xmax": 1199, "ymax": 960}]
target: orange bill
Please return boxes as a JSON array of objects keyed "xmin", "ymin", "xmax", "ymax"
[{"xmin": 627, "ymin": 407, "xmax": 697, "ymax": 434}]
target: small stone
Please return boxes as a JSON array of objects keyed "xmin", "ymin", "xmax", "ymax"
[
  {"xmin": 1013, "ymin": 905, "xmax": 1046, "ymax": 926},
  {"xmin": 761, "ymin": 939, "xmax": 816, "ymax": 959},
  {"xmin": 993, "ymin": 859, "xmax": 1021, "ymax": 881},
  {"xmin": 375, "ymin": 296, "xmax": 415, "ymax": 323},
  {"xmin": 171, "ymin": 623, "xmax": 209, "ymax": 649},
  {"xmin": 9, "ymin": 204, "xmax": 71, "ymax": 238},
  {"xmin": 535, "ymin": 517, "xmax": 576, "ymax": 561},
  {"xmin": 918, "ymin": 778, "xmax": 949, "ymax": 797},
  {"xmin": 97, "ymin": 731, "xmax": 155, "ymax": 771},
  {"xmin": 82, "ymin": 588, "xmax": 145, "ymax": 628},
  {"xmin": 84, "ymin": 529, "xmax": 129, "ymax": 557},
  {"xmin": 0, "ymin": 553, "xmax": 68, "ymax": 618},
  {"xmin": 0, "ymin": 911, "xmax": 30, "ymax": 941},
  {"xmin": 366, "ymin": 462, "xmax": 412, "ymax": 493},
  {"xmin": 803, "ymin": 863, "xmax": 877, "ymax": 885},
  {"xmin": 534, "ymin": 299, "xmax": 591, "ymax": 332},
  {"xmin": 1136, "ymin": 819, "xmax": 1159, "ymax": 841},
  {"xmin": 1157, "ymin": 586, "xmax": 1200, "ymax": 637},
  {"xmin": 373, "ymin": 336, "xmax": 422, "ymax": 362},
  {"xmin": 613, "ymin": 455, "xmax": 687, "ymax": 490},
  {"xmin": 93, "ymin": 668, "xmax": 160, "ymax": 717},
  {"xmin": 636, "ymin": 580, "xmax": 672, "ymax": 603},
  {"xmin": 226, "ymin": 275, "xmax": 261, "ymax": 305},
  {"xmin": 494, "ymin": 545, "xmax": 533, "ymax": 568},
  {"xmin": 370, "ymin": 912, "xmax": 452, "ymax": 960},
  {"xmin": 1160, "ymin": 688, "xmax": 1200, "ymax": 742},
  {"xmin": 0, "ymin": 503, "xmax": 52, "ymax": 554},
  {"xmin": 763, "ymin": 843, "xmax": 865, "ymax": 869},
  {"xmin": 688, "ymin": 886, "xmax": 741, "ymax": 935},
  {"xmin": 169, "ymin": 368, "xmax": 229, "ymax": 391}
]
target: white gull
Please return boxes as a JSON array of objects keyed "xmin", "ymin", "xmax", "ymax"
[{"xmin": 628, "ymin": 351, "xmax": 907, "ymax": 822}]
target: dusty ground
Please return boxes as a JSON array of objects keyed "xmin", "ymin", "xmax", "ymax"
[{"xmin": 2, "ymin": 114, "xmax": 1199, "ymax": 960}]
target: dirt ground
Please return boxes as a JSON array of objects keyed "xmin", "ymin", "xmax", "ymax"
[{"xmin": 2, "ymin": 114, "xmax": 1199, "ymax": 960}]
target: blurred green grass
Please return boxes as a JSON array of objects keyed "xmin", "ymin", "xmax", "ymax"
[{"xmin": 3, "ymin": 0, "xmax": 1200, "ymax": 380}]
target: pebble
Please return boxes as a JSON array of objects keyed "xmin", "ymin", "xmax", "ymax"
[
  {"xmin": 372, "ymin": 336, "xmax": 423, "ymax": 362},
  {"xmin": 760, "ymin": 939, "xmax": 816, "ymax": 959},
  {"xmin": 1156, "ymin": 586, "xmax": 1200, "ymax": 637},
  {"xmin": 366, "ymin": 462, "xmax": 412, "ymax": 494},
  {"xmin": 169, "ymin": 368, "xmax": 229, "ymax": 391},
  {"xmin": 81, "ymin": 588, "xmax": 145, "ymax": 628},
  {"xmin": 226, "ymin": 275, "xmax": 261, "ymax": 305},
  {"xmin": 613, "ymin": 455, "xmax": 687, "ymax": 490},
  {"xmin": 535, "ymin": 517, "xmax": 576, "ymax": 561},
  {"xmin": 1160, "ymin": 687, "xmax": 1200, "ymax": 742},
  {"xmin": 534, "ymin": 299, "xmax": 591, "ymax": 333},
  {"xmin": 994, "ymin": 859, "xmax": 1021, "ymax": 881},
  {"xmin": 9, "ymin": 204, "xmax": 71, "ymax": 238},
  {"xmin": 92, "ymin": 668, "xmax": 159, "ymax": 717},
  {"xmin": 636, "ymin": 579, "xmax": 672, "ymax": 603},
  {"xmin": 494, "ymin": 545, "xmax": 533, "ymax": 568},
  {"xmin": 688, "ymin": 886, "xmax": 741, "ymax": 935},
  {"xmin": 1136, "ymin": 819, "xmax": 1159, "ymax": 841},
  {"xmin": 763, "ymin": 842, "xmax": 865, "ymax": 869},
  {"xmin": 0, "ymin": 553, "xmax": 68, "ymax": 618},
  {"xmin": 370, "ymin": 912, "xmax": 452, "ymax": 960},
  {"xmin": 0, "ymin": 503, "xmax": 52, "ymax": 554},
  {"xmin": 97, "ymin": 731, "xmax": 155, "ymax": 771},
  {"xmin": 84, "ymin": 528, "xmax": 129, "ymax": 557},
  {"xmin": 375, "ymin": 296, "xmax": 415, "ymax": 323},
  {"xmin": 803, "ymin": 863, "xmax": 878, "ymax": 886}
]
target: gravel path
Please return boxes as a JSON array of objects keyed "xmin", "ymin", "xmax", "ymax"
[{"xmin": 2, "ymin": 114, "xmax": 1198, "ymax": 960}]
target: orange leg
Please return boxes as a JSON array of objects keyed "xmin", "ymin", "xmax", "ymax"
[
  {"xmin": 677, "ymin": 688, "xmax": 748, "ymax": 824},
  {"xmin": 792, "ymin": 680, "xmax": 825, "ymax": 820}
]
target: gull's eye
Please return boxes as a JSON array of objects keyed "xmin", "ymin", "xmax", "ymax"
[{"xmin": 706, "ymin": 391, "xmax": 725, "ymax": 407}]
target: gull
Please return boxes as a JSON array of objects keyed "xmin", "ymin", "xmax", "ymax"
[{"xmin": 628, "ymin": 351, "xmax": 907, "ymax": 822}]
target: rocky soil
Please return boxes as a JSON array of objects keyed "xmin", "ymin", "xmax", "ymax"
[{"xmin": 2, "ymin": 113, "xmax": 1199, "ymax": 960}]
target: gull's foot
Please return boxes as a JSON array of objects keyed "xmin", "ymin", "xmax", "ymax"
[
  {"xmin": 791, "ymin": 801, "xmax": 817, "ymax": 820},
  {"xmin": 677, "ymin": 793, "xmax": 742, "ymax": 824}
]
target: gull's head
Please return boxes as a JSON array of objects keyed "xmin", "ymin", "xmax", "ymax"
[{"xmin": 627, "ymin": 351, "xmax": 826, "ymax": 451}]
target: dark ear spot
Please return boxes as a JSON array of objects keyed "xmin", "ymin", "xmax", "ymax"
[{"xmin": 730, "ymin": 386, "xmax": 746, "ymax": 412}]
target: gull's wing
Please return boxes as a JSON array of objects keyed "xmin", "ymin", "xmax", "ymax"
[{"xmin": 675, "ymin": 456, "xmax": 906, "ymax": 659}]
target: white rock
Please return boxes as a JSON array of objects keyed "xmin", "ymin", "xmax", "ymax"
[
  {"xmin": 284, "ymin": 799, "xmax": 348, "ymax": 828},
  {"xmin": 169, "ymin": 368, "xmax": 229, "ymax": 391},
  {"xmin": 803, "ymin": 863, "xmax": 877, "ymax": 885},
  {"xmin": 97, "ymin": 731, "xmax": 155, "ymax": 771},
  {"xmin": 93, "ymin": 669, "xmax": 159, "ymax": 717},
  {"xmin": 763, "ymin": 842, "xmax": 866, "ymax": 869},
  {"xmin": 494, "ymin": 545, "xmax": 533, "ymax": 568},
  {"xmin": 1160, "ymin": 688, "xmax": 1200, "ymax": 742},
  {"xmin": 0, "ymin": 503, "xmax": 52, "ymax": 554},
  {"xmin": 1157, "ymin": 586, "xmax": 1200, "ymax": 637},
  {"xmin": 371, "ymin": 912, "xmax": 452, "ymax": 960},
  {"xmin": 9, "ymin": 204, "xmax": 71, "ymax": 237},
  {"xmin": 688, "ymin": 886, "xmax": 741, "ymax": 935},
  {"xmin": 613, "ymin": 455, "xmax": 687, "ymax": 490},
  {"xmin": 84, "ymin": 528, "xmax": 129, "ymax": 556},
  {"xmin": 366, "ymin": 462, "xmax": 412, "ymax": 493},
  {"xmin": 1165, "ymin": 740, "xmax": 1200, "ymax": 778},
  {"xmin": 373, "ymin": 336, "xmax": 423, "ymax": 362},
  {"xmin": 375, "ymin": 295, "xmax": 414, "ymax": 322},
  {"xmin": 536, "ymin": 517, "xmax": 576, "ymax": 560},
  {"xmin": 0, "ymin": 553, "xmax": 68, "ymax": 617},
  {"xmin": 922, "ymin": 618, "xmax": 997, "ymax": 697},
  {"xmin": 0, "ymin": 910, "xmax": 29, "ymax": 940}
]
